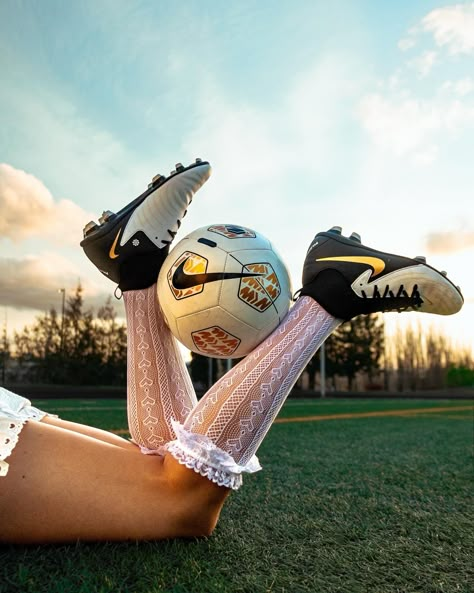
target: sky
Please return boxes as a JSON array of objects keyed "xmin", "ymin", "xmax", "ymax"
[{"xmin": 0, "ymin": 0, "xmax": 473, "ymax": 354}]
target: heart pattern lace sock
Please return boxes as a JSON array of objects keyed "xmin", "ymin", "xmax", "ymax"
[
  {"xmin": 123, "ymin": 285, "xmax": 198, "ymax": 452},
  {"xmin": 165, "ymin": 297, "xmax": 341, "ymax": 489}
]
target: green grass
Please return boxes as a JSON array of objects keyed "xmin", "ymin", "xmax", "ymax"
[{"xmin": 1, "ymin": 398, "xmax": 473, "ymax": 593}]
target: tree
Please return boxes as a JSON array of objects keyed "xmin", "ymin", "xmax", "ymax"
[
  {"xmin": 95, "ymin": 297, "xmax": 127, "ymax": 385},
  {"xmin": 11, "ymin": 284, "xmax": 127, "ymax": 385},
  {"xmin": 0, "ymin": 322, "xmax": 10, "ymax": 384},
  {"xmin": 305, "ymin": 314, "xmax": 385, "ymax": 391},
  {"xmin": 330, "ymin": 314, "xmax": 384, "ymax": 390},
  {"xmin": 387, "ymin": 323, "xmax": 473, "ymax": 391}
]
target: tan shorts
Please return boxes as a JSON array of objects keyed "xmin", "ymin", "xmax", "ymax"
[{"xmin": 0, "ymin": 386, "xmax": 53, "ymax": 477}]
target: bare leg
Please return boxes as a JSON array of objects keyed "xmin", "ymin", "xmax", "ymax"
[
  {"xmin": 0, "ymin": 420, "xmax": 229, "ymax": 543},
  {"xmin": 42, "ymin": 416, "xmax": 137, "ymax": 450}
]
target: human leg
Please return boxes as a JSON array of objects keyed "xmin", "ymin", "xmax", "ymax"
[
  {"xmin": 164, "ymin": 227, "xmax": 463, "ymax": 488},
  {"xmin": 166, "ymin": 296, "xmax": 339, "ymax": 488},
  {"xmin": 0, "ymin": 160, "xmax": 223, "ymax": 544},
  {"xmin": 123, "ymin": 284, "xmax": 197, "ymax": 451},
  {"xmin": 0, "ymin": 420, "xmax": 228, "ymax": 543},
  {"xmin": 81, "ymin": 160, "xmax": 210, "ymax": 450},
  {"xmin": 42, "ymin": 416, "xmax": 137, "ymax": 450},
  {"xmin": 0, "ymin": 226, "xmax": 463, "ymax": 543}
]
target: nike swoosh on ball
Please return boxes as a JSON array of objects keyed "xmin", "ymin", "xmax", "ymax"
[{"xmin": 172, "ymin": 258, "xmax": 264, "ymax": 290}]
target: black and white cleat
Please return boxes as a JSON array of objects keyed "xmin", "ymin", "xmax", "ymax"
[{"xmin": 80, "ymin": 159, "xmax": 212, "ymax": 291}]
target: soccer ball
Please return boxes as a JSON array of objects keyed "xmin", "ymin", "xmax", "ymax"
[{"xmin": 157, "ymin": 224, "xmax": 292, "ymax": 358}]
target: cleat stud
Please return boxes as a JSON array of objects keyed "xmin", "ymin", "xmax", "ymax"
[
  {"xmin": 349, "ymin": 232, "xmax": 361, "ymax": 243},
  {"xmin": 175, "ymin": 162, "xmax": 184, "ymax": 171},
  {"xmin": 414, "ymin": 256, "xmax": 426, "ymax": 263},
  {"xmin": 83, "ymin": 220, "xmax": 98, "ymax": 238},
  {"xmin": 149, "ymin": 173, "xmax": 164, "ymax": 187},
  {"xmin": 195, "ymin": 157, "xmax": 202, "ymax": 164},
  {"xmin": 98, "ymin": 210, "xmax": 115, "ymax": 225},
  {"xmin": 328, "ymin": 225, "xmax": 342, "ymax": 235},
  {"xmin": 441, "ymin": 270, "xmax": 447, "ymax": 276},
  {"xmin": 170, "ymin": 169, "xmax": 176, "ymax": 175}
]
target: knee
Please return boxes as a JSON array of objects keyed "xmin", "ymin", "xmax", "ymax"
[
  {"xmin": 176, "ymin": 502, "xmax": 221, "ymax": 538},
  {"xmin": 172, "ymin": 478, "xmax": 230, "ymax": 538},
  {"xmin": 162, "ymin": 455, "xmax": 231, "ymax": 538}
]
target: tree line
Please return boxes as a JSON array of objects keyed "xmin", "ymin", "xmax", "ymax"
[
  {"xmin": 1, "ymin": 286, "xmax": 472, "ymax": 390},
  {"xmin": 2, "ymin": 285, "xmax": 127, "ymax": 386}
]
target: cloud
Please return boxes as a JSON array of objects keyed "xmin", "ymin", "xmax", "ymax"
[
  {"xmin": 0, "ymin": 163, "xmax": 95, "ymax": 245},
  {"xmin": 408, "ymin": 50, "xmax": 438, "ymax": 77},
  {"xmin": 178, "ymin": 53, "xmax": 370, "ymax": 279},
  {"xmin": 425, "ymin": 229, "xmax": 474, "ymax": 255},
  {"xmin": 358, "ymin": 91, "xmax": 474, "ymax": 159},
  {"xmin": 399, "ymin": 3, "xmax": 474, "ymax": 57},
  {"xmin": 358, "ymin": 2, "xmax": 474, "ymax": 164},
  {"xmin": 0, "ymin": 81, "xmax": 154, "ymax": 221},
  {"xmin": 183, "ymin": 53, "xmax": 366, "ymax": 193},
  {"xmin": 441, "ymin": 77, "xmax": 474, "ymax": 96},
  {"xmin": 0, "ymin": 252, "xmax": 119, "ymax": 314},
  {"xmin": 422, "ymin": 3, "xmax": 474, "ymax": 55},
  {"xmin": 398, "ymin": 36, "xmax": 416, "ymax": 52}
]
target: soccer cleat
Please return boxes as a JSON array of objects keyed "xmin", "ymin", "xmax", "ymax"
[
  {"xmin": 299, "ymin": 226, "xmax": 464, "ymax": 320},
  {"xmin": 80, "ymin": 159, "xmax": 211, "ymax": 291}
]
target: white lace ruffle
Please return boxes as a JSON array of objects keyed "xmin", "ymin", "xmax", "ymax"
[
  {"xmin": 0, "ymin": 386, "xmax": 52, "ymax": 477},
  {"xmin": 164, "ymin": 420, "xmax": 261, "ymax": 490}
]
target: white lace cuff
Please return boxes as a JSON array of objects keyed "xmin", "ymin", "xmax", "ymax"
[{"xmin": 164, "ymin": 420, "xmax": 262, "ymax": 490}]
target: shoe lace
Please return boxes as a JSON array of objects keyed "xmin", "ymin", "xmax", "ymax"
[{"xmin": 361, "ymin": 283, "xmax": 424, "ymax": 312}]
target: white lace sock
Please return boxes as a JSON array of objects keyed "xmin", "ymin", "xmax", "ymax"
[
  {"xmin": 165, "ymin": 297, "xmax": 341, "ymax": 489},
  {"xmin": 124, "ymin": 285, "xmax": 197, "ymax": 452}
]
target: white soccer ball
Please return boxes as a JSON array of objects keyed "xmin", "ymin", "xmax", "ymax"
[{"xmin": 157, "ymin": 224, "xmax": 292, "ymax": 358}]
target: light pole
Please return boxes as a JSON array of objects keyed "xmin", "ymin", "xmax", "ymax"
[
  {"xmin": 1, "ymin": 309, "xmax": 7, "ymax": 385},
  {"xmin": 58, "ymin": 288, "xmax": 66, "ymax": 353},
  {"xmin": 320, "ymin": 342, "xmax": 326, "ymax": 398},
  {"xmin": 208, "ymin": 357, "xmax": 213, "ymax": 389}
]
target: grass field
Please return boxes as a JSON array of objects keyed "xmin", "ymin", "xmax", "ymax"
[{"xmin": 1, "ymin": 397, "xmax": 473, "ymax": 593}]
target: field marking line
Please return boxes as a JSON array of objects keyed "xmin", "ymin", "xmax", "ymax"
[
  {"xmin": 273, "ymin": 405, "xmax": 473, "ymax": 424},
  {"xmin": 398, "ymin": 413, "xmax": 473, "ymax": 420},
  {"xmin": 41, "ymin": 405, "xmax": 127, "ymax": 412},
  {"xmin": 108, "ymin": 405, "xmax": 473, "ymax": 435}
]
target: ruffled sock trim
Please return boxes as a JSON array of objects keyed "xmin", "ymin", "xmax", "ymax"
[{"xmin": 163, "ymin": 420, "xmax": 261, "ymax": 491}]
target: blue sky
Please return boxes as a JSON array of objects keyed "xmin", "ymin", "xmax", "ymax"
[{"xmin": 1, "ymin": 0, "xmax": 473, "ymax": 352}]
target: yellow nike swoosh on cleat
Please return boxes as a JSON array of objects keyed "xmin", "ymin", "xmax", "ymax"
[
  {"xmin": 315, "ymin": 256, "xmax": 386, "ymax": 277},
  {"xmin": 109, "ymin": 229, "xmax": 122, "ymax": 259}
]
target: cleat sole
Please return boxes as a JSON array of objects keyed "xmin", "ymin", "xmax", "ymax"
[{"xmin": 82, "ymin": 160, "xmax": 209, "ymax": 244}]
